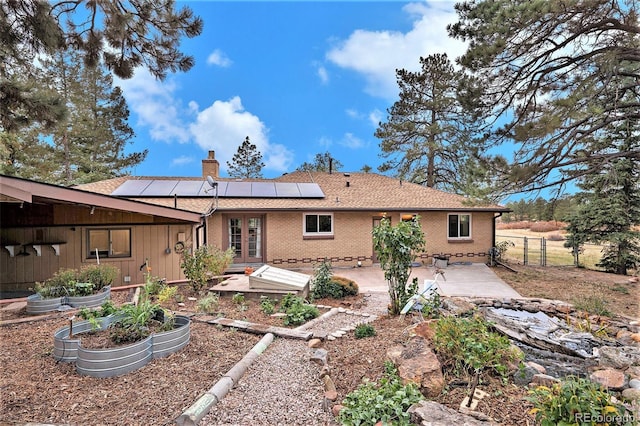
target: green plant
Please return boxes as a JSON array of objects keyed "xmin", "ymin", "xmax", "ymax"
[
  {"xmin": 310, "ymin": 261, "xmax": 338, "ymax": 299},
  {"xmin": 372, "ymin": 216, "xmax": 426, "ymax": 315},
  {"xmin": 611, "ymin": 284, "xmax": 630, "ymax": 294},
  {"xmin": 197, "ymin": 293, "xmax": 220, "ymax": 314},
  {"xmin": 572, "ymin": 294, "xmax": 612, "ymax": 317},
  {"xmin": 78, "ymin": 264, "xmax": 119, "ymax": 291},
  {"xmin": 282, "ymin": 296, "xmax": 319, "ymax": 326},
  {"xmin": 432, "ymin": 315, "xmax": 521, "ymax": 381},
  {"xmin": 36, "ymin": 268, "xmax": 78, "ymax": 298},
  {"xmin": 180, "ymin": 245, "xmax": 234, "ymax": 293},
  {"xmin": 527, "ymin": 376, "xmax": 630, "ymax": 426},
  {"xmin": 354, "ymin": 323, "xmax": 376, "ymax": 339},
  {"xmin": 79, "ymin": 300, "xmax": 118, "ymax": 320},
  {"xmin": 109, "ymin": 299, "xmax": 165, "ymax": 344},
  {"xmin": 157, "ymin": 285, "xmax": 178, "ymax": 304},
  {"xmin": 338, "ymin": 361, "xmax": 424, "ymax": 426},
  {"xmin": 418, "ymin": 286, "xmax": 441, "ymax": 319},
  {"xmin": 260, "ymin": 296, "xmax": 276, "ymax": 315},
  {"xmin": 67, "ymin": 281, "xmax": 94, "ymax": 296},
  {"xmin": 232, "ymin": 292, "xmax": 245, "ymax": 305},
  {"xmin": 142, "ymin": 274, "xmax": 166, "ymax": 299}
]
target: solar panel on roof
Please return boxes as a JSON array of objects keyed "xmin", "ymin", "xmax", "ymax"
[
  {"xmin": 251, "ymin": 182, "xmax": 277, "ymax": 197},
  {"xmin": 275, "ymin": 182, "xmax": 301, "ymax": 197},
  {"xmin": 171, "ymin": 181, "xmax": 205, "ymax": 196},
  {"xmin": 111, "ymin": 180, "xmax": 153, "ymax": 196},
  {"xmin": 297, "ymin": 183, "xmax": 324, "ymax": 198},
  {"xmin": 141, "ymin": 180, "xmax": 179, "ymax": 196},
  {"xmin": 225, "ymin": 181, "xmax": 252, "ymax": 197}
]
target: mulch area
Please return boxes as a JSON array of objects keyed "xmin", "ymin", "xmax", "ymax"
[{"xmin": 0, "ymin": 285, "xmax": 537, "ymax": 425}]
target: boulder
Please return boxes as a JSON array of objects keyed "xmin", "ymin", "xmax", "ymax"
[
  {"xmin": 405, "ymin": 320, "xmax": 437, "ymax": 341},
  {"xmin": 442, "ymin": 297, "xmax": 476, "ymax": 316},
  {"xmin": 387, "ymin": 337, "xmax": 444, "ymax": 397},
  {"xmin": 308, "ymin": 338, "xmax": 322, "ymax": 348},
  {"xmin": 622, "ymin": 388, "xmax": 640, "ymax": 402},
  {"xmin": 590, "ymin": 368, "xmax": 627, "ymax": 391},
  {"xmin": 310, "ymin": 348, "xmax": 329, "ymax": 366},
  {"xmin": 599, "ymin": 346, "xmax": 640, "ymax": 370},
  {"xmin": 408, "ymin": 400, "xmax": 497, "ymax": 425},
  {"xmin": 531, "ymin": 374, "xmax": 560, "ymax": 387}
]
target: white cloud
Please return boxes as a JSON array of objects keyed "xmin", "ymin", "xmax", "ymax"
[
  {"xmin": 114, "ymin": 69, "xmax": 191, "ymax": 143},
  {"xmin": 171, "ymin": 156, "xmax": 195, "ymax": 167},
  {"xmin": 206, "ymin": 49, "xmax": 233, "ymax": 67},
  {"xmin": 340, "ymin": 133, "xmax": 366, "ymax": 149},
  {"xmin": 318, "ymin": 136, "xmax": 333, "ymax": 148},
  {"xmin": 345, "ymin": 108, "xmax": 360, "ymax": 119},
  {"xmin": 326, "ymin": 1, "xmax": 466, "ymax": 100},
  {"xmin": 189, "ymin": 96, "xmax": 293, "ymax": 173},
  {"xmin": 317, "ymin": 65, "xmax": 329, "ymax": 84},
  {"xmin": 369, "ymin": 109, "xmax": 383, "ymax": 127}
]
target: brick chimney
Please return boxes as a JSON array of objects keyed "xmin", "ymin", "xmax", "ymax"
[{"xmin": 202, "ymin": 150, "xmax": 219, "ymax": 178}]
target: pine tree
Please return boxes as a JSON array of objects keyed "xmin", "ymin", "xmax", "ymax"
[
  {"xmin": 226, "ymin": 136, "xmax": 265, "ymax": 179},
  {"xmin": 296, "ymin": 152, "xmax": 343, "ymax": 172},
  {"xmin": 374, "ymin": 53, "xmax": 490, "ymax": 195},
  {"xmin": 564, "ymin": 119, "xmax": 640, "ymax": 274}
]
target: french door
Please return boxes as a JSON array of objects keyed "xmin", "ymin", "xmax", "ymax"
[{"xmin": 225, "ymin": 214, "xmax": 264, "ymax": 263}]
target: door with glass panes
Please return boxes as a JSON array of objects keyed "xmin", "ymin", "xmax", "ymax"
[{"xmin": 225, "ymin": 214, "xmax": 264, "ymax": 263}]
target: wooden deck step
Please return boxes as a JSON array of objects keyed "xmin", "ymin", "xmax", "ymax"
[{"xmin": 207, "ymin": 317, "xmax": 313, "ymax": 340}]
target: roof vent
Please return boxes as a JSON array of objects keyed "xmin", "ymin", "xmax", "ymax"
[{"xmin": 343, "ymin": 173, "xmax": 350, "ymax": 177}]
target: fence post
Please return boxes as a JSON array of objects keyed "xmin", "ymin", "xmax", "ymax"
[
  {"xmin": 523, "ymin": 236, "xmax": 528, "ymax": 265},
  {"xmin": 541, "ymin": 237, "xmax": 546, "ymax": 266}
]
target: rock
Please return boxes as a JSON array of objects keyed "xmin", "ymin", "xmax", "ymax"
[
  {"xmin": 324, "ymin": 390, "xmax": 338, "ymax": 401},
  {"xmin": 387, "ymin": 337, "xmax": 444, "ymax": 397},
  {"xmin": 319, "ymin": 364, "xmax": 331, "ymax": 378},
  {"xmin": 187, "ymin": 297, "xmax": 197, "ymax": 301},
  {"xmin": 408, "ymin": 400, "xmax": 497, "ymax": 425},
  {"xmin": 526, "ymin": 361, "xmax": 546, "ymax": 374},
  {"xmin": 310, "ymin": 348, "xmax": 329, "ymax": 366},
  {"xmin": 590, "ymin": 369, "xmax": 627, "ymax": 390},
  {"xmin": 632, "ymin": 333, "xmax": 640, "ymax": 342},
  {"xmin": 531, "ymin": 374, "xmax": 560, "ymax": 387},
  {"xmin": 441, "ymin": 297, "xmax": 476, "ymax": 316},
  {"xmin": 629, "ymin": 378, "xmax": 640, "ymax": 389},
  {"xmin": 308, "ymin": 338, "xmax": 322, "ymax": 348},
  {"xmin": 626, "ymin": 365, "xmax": 640, "ymax": 379},
  {"xmin": 622, "ymin": 388, "xmax": 640, "ymax": 402},
  {"xmin": 331, "ymin": 404, "xmax": 344, "ymax": 417},
  {"xmin": 405, "ymin": 320, "xmax": 437, "ymax": 341},
  {"xmin": 599, "ymin": 346, "xmax": 640, "ymax": 369},
  {"xmin": 323, "ymin": 374, "xmax": 337, "ymax": 393},
  {"xmin": 270, "ymin": 312, "xmax": 287, "ymax": 318},
  {"xmin": 327, "ymin": 335, "xmax": 336, "ymax": 341},
  {"xmin": 513, "ymin": 364, "xmax": 539, "ymax": 386}
]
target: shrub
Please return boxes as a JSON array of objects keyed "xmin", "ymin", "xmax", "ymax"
[
  {"xmin": 281, "ymin": 295, "xmax": 319, "ymax": 326},
  {"xmin": 260, "ymin": 296, "xmax": 276, "ymax": 315},
  {"xmin": 78, "ymin": 264, "xmax": 119, "ymax": 290},
  {"xmin": 546, "ymin": 232, "xmax": 565, "ymax": 241},
  {"xmin": 36, "ymin": 268, "xmax": 78, "ymax": 298},
  {"xmin": 197, "ymin": 293, "xmax": 220, "ymax": 314},
  {"xmin": 142, "ymin": 274, "xmax": 166, "ymax": 298},
  {"xmin": 338, "ymin": 361, "xmax": 423, "ymax": 426},
  {"xmin": 110, "ymin": 299, "xmax": 168, "ymax": 344},
  {"xmin": 157, "ymin": 285, "xmax": 178, "ymax": 304},
  {"xmin": 572, "ymin": 294, "xmax": 612, "ymax": 317},
  {"xmin": 354, "ymin": 323, "xmax": 376, "ymax": 339},
  {"xmin": 433, "ymin": 315, "xmax": 521, "ymax": 380},
  {"xmin": 310, "ymin": 261, "xmax": 336, "ymax": 299},
  {"xmin": 527, "ymin": 376, "xmax": 629, "ymax": 426},
  {"xmin": 331, "ymin": 276, "xmax": 359, "ymax": 296},
  {"xmin": 529, "ymin": 221, "xmax": 563, "ymax": 232},
  {"xmin": 181, "ymin": 245, "xmax": 234, "ymax": 293}
]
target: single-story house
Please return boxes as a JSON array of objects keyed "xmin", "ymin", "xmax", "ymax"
[{"xmin": 0, "ymin": 152, "xmax": 509, "ymax": 294}]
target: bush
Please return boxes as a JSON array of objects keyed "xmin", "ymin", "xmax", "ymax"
[
  {"xmin": 143, "ymin": 274, "xmax": 166, "ymax": 298},
  {"xmin": 157, "ymin": 286, "xmax": 178, "ymax": 304},
  {"xmin": 572, "ymin": 294, "xmax": 612, "ymax": 317},
  {"xmin": 331, "ymin": 276, "xmax": 359, "ymax": 296},
  {"xmin": 281, "ymin": 295, "xmax": 319, "ymax": 326},
  {"xmin": 310, "ymin": 261, "xmax": 336, "ymax": 299},
  {"xmin": 546, "ymin": 232, "xmax": 565, "ymax": 241},
  {"xmin": 433, "ymin": 315, "xmax": 521, "ymax": 380},
  {"xmin": 36, "ymin": 268, "xmax": 78, "ymax": 298},
  {"xmin": 78, "ymin": 264, "xmax": 119, "ymax": 290},
  {"xmin": 354, "ymin": 323, "xmax": 376, "ymax": 339},
  {"xmin": 338, "ymin": 361, "xmax": 423, "ymax": 426},
  {"xmin": 197, "ymin": 293, "xmax": 220, "ymax": 314},
  {"xmin": 529, "ymin": 221, "xmax": 564, "ymax": 232},
  {"xmin": 527, "ymin": 376, "xmax": 629, "ymax": 426},
  {"xmin": 181, "ymin": 245, "xmax": 234, "ymax": 293}
]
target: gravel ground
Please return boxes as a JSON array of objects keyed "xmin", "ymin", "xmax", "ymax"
[{"xmin": 200, "ymin": 292, "xmax": 390, "ymax": 426}]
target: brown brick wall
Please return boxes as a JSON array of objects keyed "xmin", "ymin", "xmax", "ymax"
[{"xmin": 206, "ymin": 210, "xmax": 496, "ymax": 268}]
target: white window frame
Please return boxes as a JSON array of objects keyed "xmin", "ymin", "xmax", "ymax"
[
  {"xmin": 303, "ymin": 212, "xmax": 334, "ymax": 236},
  {"xmin": 447, "ymin": 213, "xmax": 472, "ymax": 239}
]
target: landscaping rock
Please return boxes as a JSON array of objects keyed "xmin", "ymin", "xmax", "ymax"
[
  {"xmin": 308, "ymin": 338, "xmax": 322, "ymax": 348},
  {"xmin": 622, "ymin": 388, "xmax": 640, "ymax": 402},
  {"xmin": 331, "ymin": 404, "xmax": 344, "ymax": 418},
  {"xmin": 599, "ymin": 346, "xmax": 640, "ymax": 369},
  {"xmin": 626, "ymin": 365, "xmax": 640, "ymax": 379},
  {"xmin": 408, "ymin": 400, "xmax": 497, "ymax": 425},
  {"xmin": 590, "ymin": 368, "xmax": 627, "ymax": 390},
  {"xmin": 513, "ymin": 364, "xmax": 540, "ymax": 386},
  {"xmin": 629, "ymin": 378, "xmax": 640, "ymax": 389},
  {"xmin": 526, "ymin": 361, "xmax": 546, "ymax": 374},
  {"xmin": 405, "ymin": 320, "xmax": 437, "ymax": 341},
  {"xmin": 441, "ymin": 297, "xmax": 476, "ymax": 316},
  {"xmin": 387, "ymin": 337, "xmax": 444, "ymax": 397},
  {"xmin": 310, "ymin": 348, "xmax": 329, "ymax": 366},
  {"xmin": 531, "ymin": 374, "xmax": 560, "ymax": 387}
]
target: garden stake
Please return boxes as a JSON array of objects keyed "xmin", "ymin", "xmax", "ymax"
[{"xmin": 68, "ymin": 316, "xmax": 75, "ymax": 339}]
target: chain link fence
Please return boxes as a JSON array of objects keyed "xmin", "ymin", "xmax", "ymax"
[{"xmin": 496, "ymin": 234, "xmax": 604, "ymax": 268}]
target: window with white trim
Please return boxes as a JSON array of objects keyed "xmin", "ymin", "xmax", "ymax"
[
  {"xmin": 87, "ymin": 228, "xmax": 131, "ymax": 258},
  {"xmin": 303, "ymin": 213, "xmax": 333, "ymax": 236},
  {"xmin": 448, "ymin": 214, "xmax": 471, "ymax": 239}
]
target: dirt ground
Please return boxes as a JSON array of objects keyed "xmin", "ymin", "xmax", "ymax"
[{"xmin": 1, "ymin": 265, "xmax": 636, "ymax": 425}]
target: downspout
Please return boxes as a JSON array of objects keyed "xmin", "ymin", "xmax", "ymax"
[
  {"xmin": 198, "ymin": 181, "xmax": 219, "ymax": 248},
  {"xmin": 492, "ymin": 212, "xmax": 503, "ymax": 249}
]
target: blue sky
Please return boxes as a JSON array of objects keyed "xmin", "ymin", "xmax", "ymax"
[{"xmin": 115, "ymin": 1, "xmax": 468, "ymax": 179}]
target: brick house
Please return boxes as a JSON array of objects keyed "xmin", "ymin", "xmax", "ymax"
[{"xmin": 0, "ymin": 153, "xmax": 508, "ymax": 293}]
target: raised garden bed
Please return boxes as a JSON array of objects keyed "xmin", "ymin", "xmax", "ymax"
[
  {"xmin": 53, "ymin": 313, "xmax": 190, "ymax": 378},
  {"xmin": 26, "ymin": 285, "xmax": 111, "ymax": 315}
]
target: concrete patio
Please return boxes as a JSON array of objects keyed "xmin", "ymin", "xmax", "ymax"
[{"xmin": 329, "ymin": 262, "xmax": 522, "ymax": 299}]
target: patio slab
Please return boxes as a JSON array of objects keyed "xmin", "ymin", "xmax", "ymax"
[{"xmin": 328, "ymin": 263, "xmax": 521, "ymax": 299}]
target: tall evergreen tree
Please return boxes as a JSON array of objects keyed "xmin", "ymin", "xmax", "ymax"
[
  {"xmin": 564, "ymin": 118, "xmax": 640, "ymax": 275},
  {"xmin": 449, "ymin": 0, "xmax": 640, "ymax": 193},
  {"xmin": 0, "ymin": 0, "xmax": 202, "ymax": 132},
  {"xmin": 374, "ymin": 53, "xmax": 491, "ymax": 195},
  {"xmin": 226, "ymin": 136, "xmax": 265, "ymax": 179},
  {"xmin": 296, "ymin": 152, "xmax": 343, "ymax": 172}
]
